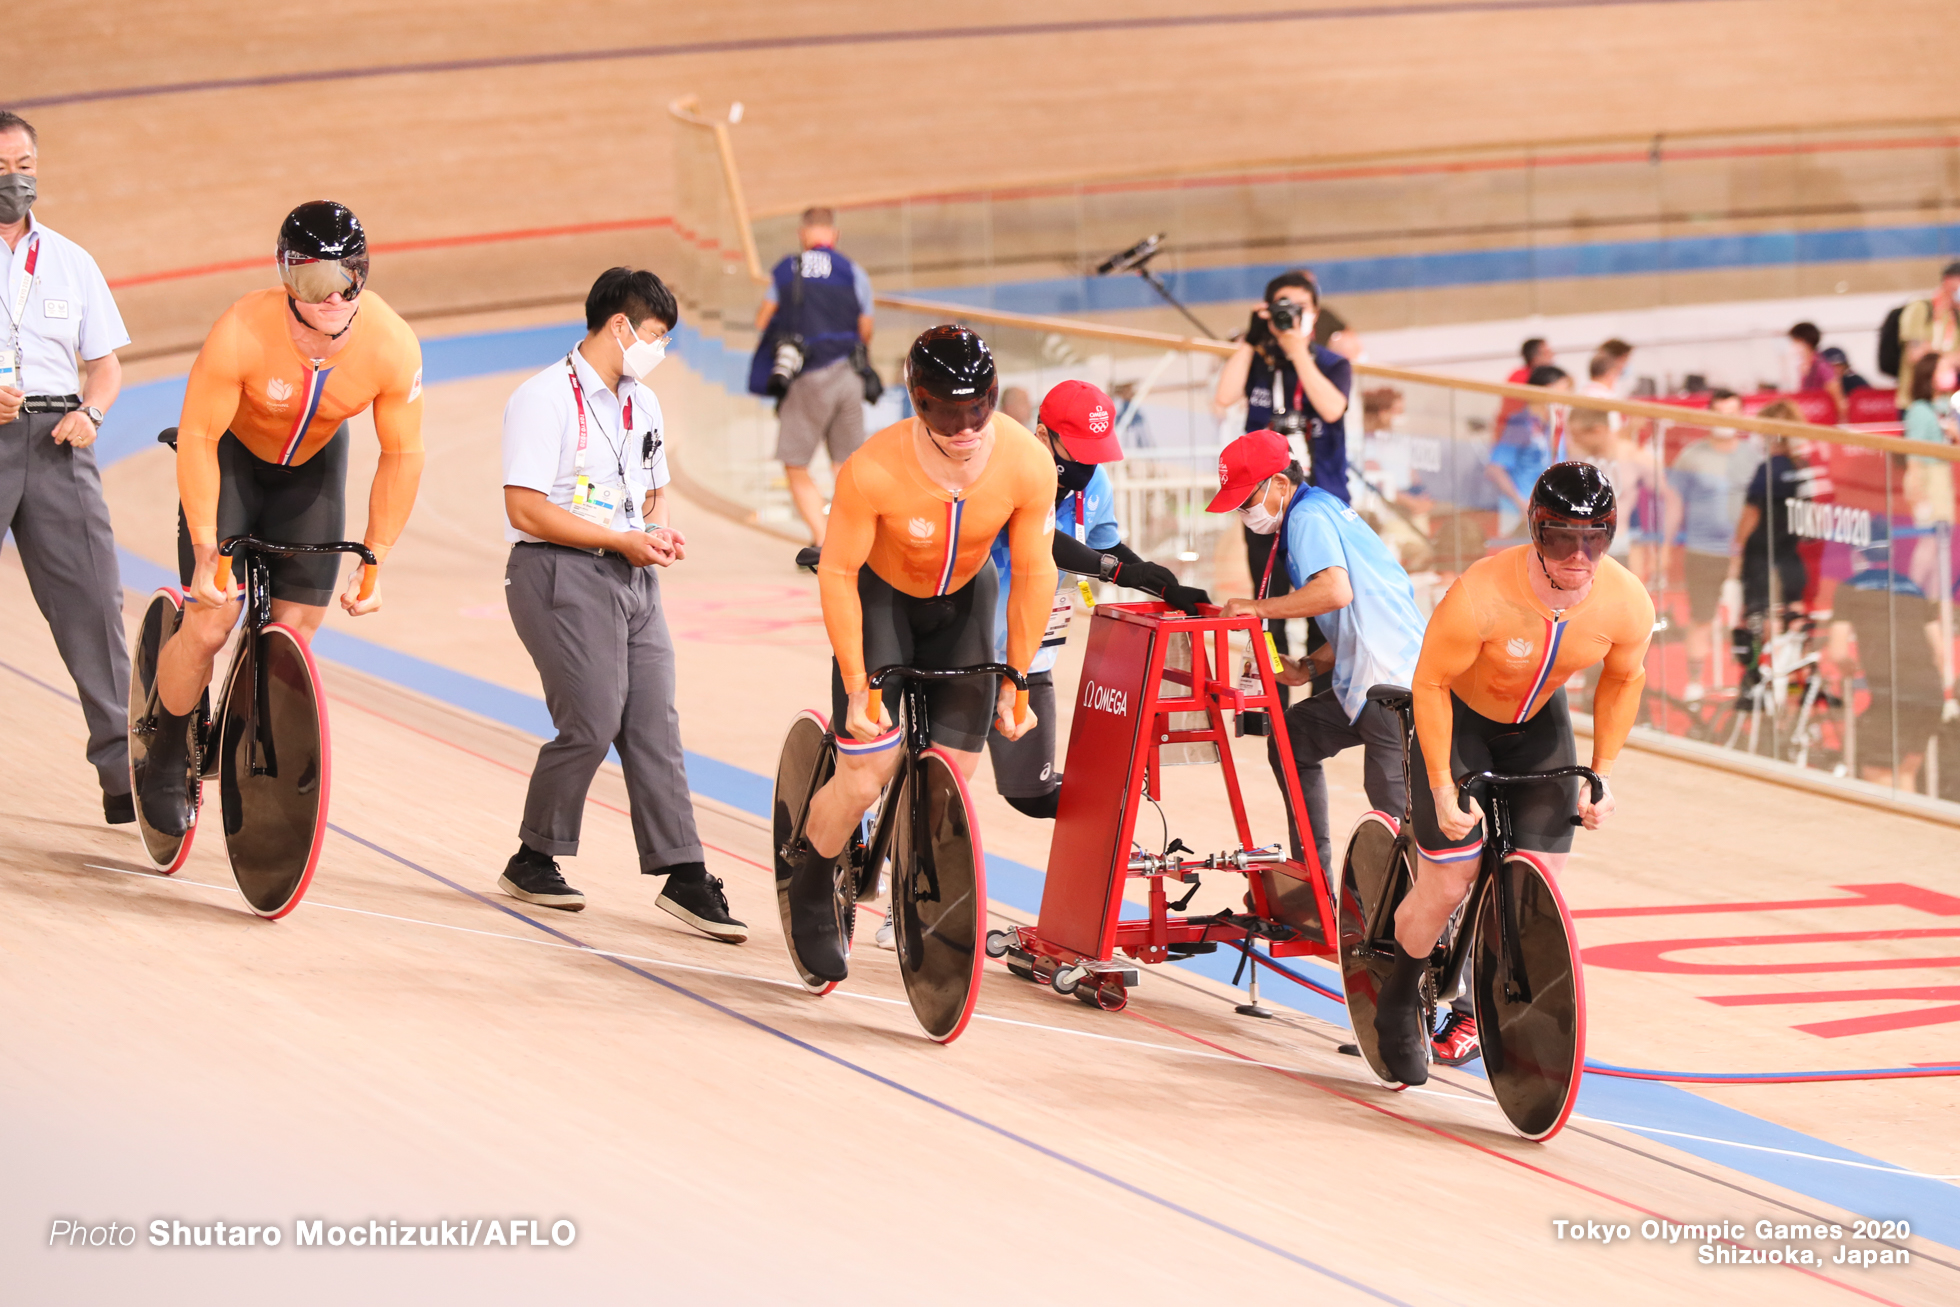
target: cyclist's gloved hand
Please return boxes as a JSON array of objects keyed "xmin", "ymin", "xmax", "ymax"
[
  {"xmin": 1161, "ymin": 582, "xmax": 1210, "ymax": 616},
  {"xmin": 1109, "ymin": 557, "xmax": 1178, "ymax": 598}
]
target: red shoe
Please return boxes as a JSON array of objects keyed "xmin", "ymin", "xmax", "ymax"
[{"xmin": 1431, "ymin": 1010, "xmax": 1480, "ymax": 1067}]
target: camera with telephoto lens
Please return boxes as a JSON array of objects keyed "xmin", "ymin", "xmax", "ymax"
[
  {"xmin": 1267, "ymin": 296, "xmax": 1304, "ymax": 333},
  {"xmin": 766, "ymin": 334, "xmax": 807, "ymax": 398}
]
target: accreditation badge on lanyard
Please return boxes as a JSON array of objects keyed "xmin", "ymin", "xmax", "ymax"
[
  {"xmin": 565, "ymin": 355, "xmax": 633, "ymax": 528},
  {"xmin": 0, "ymin": 234, "xmax": 40, "ymax": 390}
]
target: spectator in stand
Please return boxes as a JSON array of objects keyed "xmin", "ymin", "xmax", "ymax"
[
  {"xmin": 1665, "ymin": 389, "xmax": 1764, "ymax": 701},
  {"xmin": 1493, "ymin": 336, "xmax": 1554, "ymax": 438},
  {"xmin": 1894, "ymin": 262, "xmax": 1960, "ymax": 416},
  {"xmin": 1820, "ymin": 346, "xmax": 1870, "ymax": 395},
  {"xmin": 1727, "ymin": 399, "xmax": 1814, "ymax": 670},
  {"xmin": 1486, "ymin": 364, "xmax": 1569, "ymax": 537},
  {"xmin": 1313, "ymin": 304, "xmax": 1365, "ymax": 362},
  {"xmin": 1828, "ymin": 544, "xmax": 1948, "ymax": 792},
  {"xmin": 1565, "ymin": 401, "xmax": 1676, "ymax": 585},
  {"xmin": 1579, "ymin": 338, "xmax": 1634, "ymax": 433},
  {"xmin": 1789, "ymin": 322, "xmax": 1844, "ymax": 420},
  {"xmin": 1000, "ymin": 386, "xmax": 1034, "ymax": 428},
  {"xmin": 1900, "ymin": 352, "xmax": 1958, "ymax": 596}
]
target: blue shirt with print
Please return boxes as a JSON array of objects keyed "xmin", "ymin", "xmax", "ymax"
[
  {"xmin": 1279, "ymin": 485, "xmax": 1426, "ymax": 723},
  {"xmin": 992, "ymin": 466, "xmax": 1122, "ymax": 673}
]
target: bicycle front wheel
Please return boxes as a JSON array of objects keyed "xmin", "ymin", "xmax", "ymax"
[
  {"xmin": 219, "ymin": 624, "xmax": 330, "ymax": 920},
  {"xmin": 891, "ymin": 747, "xmax": 986, "ymax": 1044},
  {"xmin": 1472, "ymin": 854, "xmax": 1586, "ymax": 1141},
  {"xmin": 128, "ymin": 588, "xmax": 200, "ymax": 873}
]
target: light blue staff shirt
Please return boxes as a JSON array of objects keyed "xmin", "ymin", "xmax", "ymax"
[
  {"xmin": 1279, "ymin": 484, "xmax": 1427, "ymax": 723},
  {"xmin": 991, "ymin": 466, "xmax": 1121, "ymax": 674}
]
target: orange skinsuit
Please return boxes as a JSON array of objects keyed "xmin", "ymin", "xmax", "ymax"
[
  {"xmin": 176, "ymin": 288, "xmax": 426, "ymax": 564},
  {"xmin": 820, "ymin": 415, "xmax": 1058, "ymax": 695},
  {"xmin": 1412, "ymin": 545, "xmax": 1655, "ymax": 787}
]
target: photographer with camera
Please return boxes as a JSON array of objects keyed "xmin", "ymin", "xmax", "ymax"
[
  {"xmin": 752, "ymin": 207, "xmax": 876, "ymax": 545},
  {"xmin": 1214, "ymin": 270, "xmax": 1354, "ymax": 696}
]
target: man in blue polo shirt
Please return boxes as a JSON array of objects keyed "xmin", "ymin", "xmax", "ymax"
[
  {"xmin": 753, "ymin": 207, "xmax": 874, "ymax": 545},
  {"xmin": 1214, "ymin": 430, "xmax": 1473, "ymax": 1065}
]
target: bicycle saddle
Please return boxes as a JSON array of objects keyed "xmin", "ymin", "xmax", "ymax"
[
  {"xmin": 795, "ymin": 546, "xmax": 821, "ymax": 572},
  {"xmin": 1365, "ymin": 683, "xmax": 1413, "ymax": 711}
]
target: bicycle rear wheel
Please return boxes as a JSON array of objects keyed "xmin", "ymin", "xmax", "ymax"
[
  {"xmin": 1337, "ymin": 811, "xmax": 1416, "ymax": 1087},
  {"xmin": 772, "ymin": 710, "xmax": 846, "ymax": 994},
  {"xmin": 127, "ymin": 589, "xmax": 200, "ymax": 873},
  {"xmin": 1472, "ymin": 854, "xmax": 1586, "ymax": 1141},
  {"xmin": 891, "ymin": 747, "xmax": 986, "ymax": 1044},
  {"xmin": 219, "ymin": 624, "xmax": 330, "ymax": 919}
]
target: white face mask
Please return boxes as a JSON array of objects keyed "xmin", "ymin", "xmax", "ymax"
[
  {"xmin": 1238, "ymin": 479, "xmax": 1284, "ymax": 535},
  {"xmin": 616, "ymin": 321, "xmax": 667, "ymax": 380}
]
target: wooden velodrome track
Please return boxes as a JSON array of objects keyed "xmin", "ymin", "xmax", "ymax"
[{"xmin": 8, "ymin": 3, "xmax": 1960, "ymax": 1303}]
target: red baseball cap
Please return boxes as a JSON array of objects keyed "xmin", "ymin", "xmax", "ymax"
[
  {"xmin": 1206, "ymin": 429, "xmax": 1290, "ymax": 513},
  {"xmin": 1037, "ymin": 379, "xmax": 1125, "ymax": 464}
]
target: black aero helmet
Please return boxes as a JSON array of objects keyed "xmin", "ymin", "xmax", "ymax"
[
  {"xmin": 907, "ymin": 325, "xmax": 998, "ymax": 436},
  {"xmin": 276, "ymin": 201, "xmax": 369, "ymax": 304},
  {"xmin": 1529, "ymin": 461, "xmax": 1616, "ymax": 560}
]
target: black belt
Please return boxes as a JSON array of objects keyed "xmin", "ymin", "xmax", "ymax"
[
  {"xmin": 20, "ymin": 394, "xmax": 83, "ymax": 414},
  {"xmin": 514, "ymin": 539, "xmax": 624, "ymax": 561}
]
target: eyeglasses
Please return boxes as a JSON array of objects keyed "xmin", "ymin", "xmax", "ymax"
[
  {"xmin": 1537, "ymin": 525, "xmax": 1611, "ymax": 562},
  {"xmin": 1235, "ymin": 477, "xmax": 1271, "ymax": 513}
]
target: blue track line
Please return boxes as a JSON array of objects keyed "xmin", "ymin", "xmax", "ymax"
[{"xmin": 326, "ymin": 822, "xmax": 1415, "ymax": 1305}]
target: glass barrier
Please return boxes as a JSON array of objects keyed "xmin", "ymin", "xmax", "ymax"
[{"xmin": 664, "ymin": 96, "xmax": 1960, "ymax": 811}]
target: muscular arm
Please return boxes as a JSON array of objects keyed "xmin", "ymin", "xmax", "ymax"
[
  {"xmin": 175, "ymin": 338, "xmax": 245, "ymax": 547},
  {"xmin": 364, "ymin": 373, "xmax": 427, "ymax": 564},
  {"xmin": 817, "ymin": 461, "xmax": 879, "ymax": 692},
  {"xmin": 1410, "ymin": 582, "xmax": 1484, "ymax": 788},
  {"xmin": 1003, "ymin": 478, "xmax": 1060, "ymax": 682},
  {"xmin": 1589, "ymin": 633, "xmax": 1651, "ymax": 779}
]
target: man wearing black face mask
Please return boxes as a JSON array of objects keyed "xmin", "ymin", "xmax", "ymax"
[{"xmin": 0, "ymin": 111, "xmax": 137, "ymax": 825}]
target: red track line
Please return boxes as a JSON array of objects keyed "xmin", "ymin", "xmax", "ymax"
[{"xmin": 1119, "ymin": 1008, "xmax": 1909, "ymax": 1307}]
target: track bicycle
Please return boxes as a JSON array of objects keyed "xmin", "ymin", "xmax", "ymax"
[
  {"xmin": 1338, "ymin": 684, "xmax": 1598, "ymax": 1141},
  {"xmin": 129, "ymin": 509, "xmax": 375, "ymax": 917},
  {"xmin": 773, "ymin": 661, "xmax": 1025, "ymax": 1044}
]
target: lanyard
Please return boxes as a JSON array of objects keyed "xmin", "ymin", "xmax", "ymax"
[
  {"xmin": 565, "ymin": 354, "xmax": 630, "ymax": 480},
  {"xmin": 5, "ymin": 233, "xmax": 39, "ymax": 363},
  {"xmin": 1256, "ymin": 485, "xmax": 1306, "ymax": 600}
]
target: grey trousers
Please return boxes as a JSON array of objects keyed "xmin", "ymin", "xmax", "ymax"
[
  {"xmin": 1267, "ymin": 687, "xmax": 1405, "ymax": 875},
  {"xmin": 505, "ymin": 544, "xmax": 703, "ymax": 871},
  {"xmin": 0, "ymin": 412, "xmax": 130, "ymax": 796}
]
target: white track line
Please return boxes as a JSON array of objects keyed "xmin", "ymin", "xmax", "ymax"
[{"xmin": 84, "ymin": 862, "xmax": 1960, "ymax": 1186}]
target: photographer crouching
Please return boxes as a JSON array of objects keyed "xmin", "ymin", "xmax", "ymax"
[
  {"xmin": 1213, "ymin": 270, "xmax": 1353, "ymax": 697},
  {"xmin": 752, "ymin": 206, "xmax": 876, "ymax": 545}
]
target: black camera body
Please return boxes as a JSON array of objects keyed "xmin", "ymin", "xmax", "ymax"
[
  {"xmin": 1268, "ymin": 297, "xmax": 1303, "ymax": 333},
  {"xmin": 1271, "ymin": 406, "xmax": 1310, "ymax": 439},
  {"xmin": 766, "ymin": 334, "xmax": 807, "ymax": 398}
]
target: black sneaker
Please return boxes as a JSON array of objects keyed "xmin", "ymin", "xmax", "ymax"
[
  {"xmin": 654, "ymin": 863, "xmax": 747, "ymax": 943},
  {"xmin": 778, "ymin": 837, "xmax": 849, "ymax": 985},
  {"xmin": 497, "ymin": 847, "xmax": 585, "ymax": 911},
  {"xmin": 103, "ymin": 791, "xmax": 135, "ymax": 826},
  {"xmin": 137, "ymin": 706, "xmax": 196, "ymax": 837}
]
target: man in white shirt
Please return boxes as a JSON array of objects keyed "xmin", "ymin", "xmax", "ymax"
[
  {"xmin": 497, "ymin": 267, "xmax": 744, "ymax": 942},
  {"xmin": 0, "ymin": 112, "xmax": 135, "ymax": 824}
]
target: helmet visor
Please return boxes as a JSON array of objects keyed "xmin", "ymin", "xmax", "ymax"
[
  {"xmin": 1536, "ymin": 524, "xmax": 1611, "ymax": 562},
  {"xmin": 278, "ymin": 251, "xmax": 368, "ymax": 303},
  {"xmin": 913, "ymin": 386, "xmax": 997, "ymax": 439}
]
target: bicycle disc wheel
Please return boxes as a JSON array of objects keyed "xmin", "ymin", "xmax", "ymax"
[
  {"xmin": 1337, "ymin": 811, "xmax": 1411, "ymax": 1087},
  {"xmin": 219, "ymin": 624, "xmax": 330, "ymax": 920},
  {"xmin": 891, "ymin": 747, "xmax": 986, "ymax": 1044},
  {"xmin": 772, "ymin": 710, "xmax": 845, "ymax": 995},
  {"xmin": 127, "ymin": 589, "xmax": 199, "ymax": 873},
  {"xmin": 1472, "ymin": 854, "xmax": 1586, "ymax": 1141}
]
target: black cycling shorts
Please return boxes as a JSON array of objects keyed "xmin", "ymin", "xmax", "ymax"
[
  {"xmin": 177, "ymin": 425, "xmax": 350, "ymax": 606},
  {"xmin": 832, "ymin": 562, "xmax": 999, "ymax": 754},
  {"xmin": 1408, "ymin": 689, "xmax": 1578, "ymax": 864}
]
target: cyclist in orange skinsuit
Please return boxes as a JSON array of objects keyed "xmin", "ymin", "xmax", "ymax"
[
  {"xmin": 1375, "ymin": 462, "xmax": 1653, "ymax": 1086},
  {"xmin": 781, "ymin": 326, "xmax": 1057, "ymax": 985},
  {"xmin": 139, "ymin": 201, "xmax": 425, "ymax": 836}
]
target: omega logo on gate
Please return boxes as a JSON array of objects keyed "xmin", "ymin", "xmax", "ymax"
[{"xmin": 1081, "ymin": 679, "xmax": 1128, "ymax": 716}]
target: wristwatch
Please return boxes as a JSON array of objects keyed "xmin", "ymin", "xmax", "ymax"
[
  {"xmin": 81, "ymin": 406, "xmax": 104, "ymax": 429},
  {"xmin": 1097, "ymin": 552, "xmax": 1120, "ymax": 582}
]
